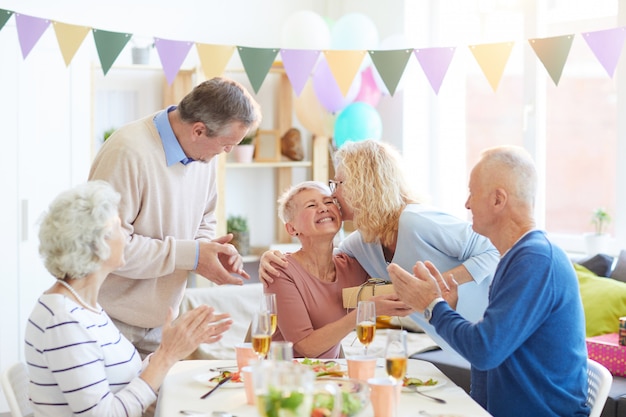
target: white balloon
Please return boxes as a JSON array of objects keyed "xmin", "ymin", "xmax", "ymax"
[
  {"xmin": 281, "ymin": 10, "xmax": 331, "ymax": 50},
  {"xmin": 330, "ymin": 13, "xmax": 379, "ymax": 50}
]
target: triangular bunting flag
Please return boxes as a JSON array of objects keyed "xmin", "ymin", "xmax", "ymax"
[
  {"xmin": 280, "ymin": 49, "xmax": 320, "ymax": 96},
  {"xmin": 469, "ymin": 42, "xmax": 514, "ymax": 92},
  {"xmin": 529, "ymin": 34, "xmax": 574, "ymax": 86},
  {"xmin": 368, "ymin": 49, "xmax": 412, "ymax": 96},
  {"xmin": 15, "ymin": 13, "xmax": 50, "ymax": 59},
  {"xmin": 323, "ymin": 50, "xmax": 366, "ymax": 97},
  {"xmin": 154, "ymin": 38, "xmax": 193, "ymax": 85},
  {"xmin": 196, "ymin": 43, "xmax": 235, "ymax": 79},
  {"xmin": 237, "ymin": 46, "xmax": 280, "ymax": 94},
  {"xmin": 52, "ymin": 21, "xmax": 90, "ymax": 67},
  {"xmin": 413, "ymin": 47, "xmax": 456, "ymax": 95},
  {"xmin": 0, "ymin": 9, "xmax": 13, "ymax": 31},
  {"xmin": 92, "ymin": 29, "xmax": 132, "ymax": 75},
  {"xmin": 582, "ymin": 27, "xmax": 626, "ymax": 78}
]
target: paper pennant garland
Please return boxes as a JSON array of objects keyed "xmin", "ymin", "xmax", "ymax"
[
  {"xmin": 196, "ymin": 43, "xmax": 235, "ymax": 80},
  {"xmin": 52, "ymin": 22, "xmax": 90, "ymax": 67},
  {"xmin": 155, "ymin": 38, "xmax": 193, "ymax": 85},
  {"xmin": 1, "ymin": 7, "xmax": 626, "ymax": 99},
  {"xmin": 582, "ymin": 27, "xmax": 626, "ymax": 78},
  {"xmin": 0, "ymin": 9, "xmax": 13, "ymax": 31},
  {"xmin": 469, "ymin": 42, "xmax": 514, "ymax": 92},
  {"xmin": 414, "ymin": 47, "xmax": 456, "ymax": 95},
  {"xmin": 323, "ymin": 50, "xmax": 367, "ymax": 97},
  {"xmin": 15, "ymin": 13, "xmax": 50, "ymax": 59},
  {"xmin": 237, "ymin": 46, "xmax": 280, "ymax": 94},
  {"xmin": 281, "ymin": 49, "xmax": 321, "ymax": 96},
  {"xmin": 92, "ymin": 29, "xmax": 131, "ymax": 75},
  {"xmin": 368, "ymin": 49, "xmax": 412, "ymax": 96},
  {"xmin": 529, "ymin": 34, "xmax": 574, "ymax": 86}
]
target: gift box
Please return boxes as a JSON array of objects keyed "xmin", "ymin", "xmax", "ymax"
[
  {"xmin": 586, "ymin": 333, "xmax": 626, "ymax": 377},
  {"xmin": 342, "ymin": 280, "xmax": 395, "ymax": 308}
]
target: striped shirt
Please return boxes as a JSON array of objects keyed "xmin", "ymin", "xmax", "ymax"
[{"xmin": 25, "ymin": 294, "xmax": 156, "ymax": 416}]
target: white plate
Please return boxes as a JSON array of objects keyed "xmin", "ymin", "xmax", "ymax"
[
  {"xmin": 193, "ymin": 373, "xmax": 244, "ymax": 388},
  {"xmin": 402, "ymin": 378, "xmax": 447, "ymax": 392}
]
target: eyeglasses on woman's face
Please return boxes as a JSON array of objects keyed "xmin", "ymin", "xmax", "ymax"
[{"xmin": 328, "ymin": 180, "xmax": 343, "ymax": 193}]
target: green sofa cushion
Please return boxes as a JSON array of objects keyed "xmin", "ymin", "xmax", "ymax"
[{"xmin": 575, "ymin": 263, "xmax": 626, "ymax": 337}]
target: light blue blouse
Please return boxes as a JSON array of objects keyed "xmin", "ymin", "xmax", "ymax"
[{"xmin": 337, "ymin": 203, "xmax": 499, "ymax": 352}]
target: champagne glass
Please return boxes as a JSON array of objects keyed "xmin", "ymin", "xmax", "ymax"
[
  {"xmin": 356, "ymin": 300, "xmax": 376, "ymax": 355},
  {"xmin": 262, "ymin": 293, "xmax": 278, "ymax": 336},
  {"xmin": 251, "ymin": 310, "xmax": 272, "ymax": 360},
  {"xmin": 384, "ymin": 329, "xmax": 408, "ymax": 384},
  {"xmin": 385, "ymin": 329, "xmax": 408, "ymax": 417}
]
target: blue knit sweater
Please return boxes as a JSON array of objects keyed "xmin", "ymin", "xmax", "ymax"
[{"xmin": 431, "ymin": 230, "xmax": 590, "ymax": 417}]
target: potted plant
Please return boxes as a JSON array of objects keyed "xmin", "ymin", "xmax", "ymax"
[
  {"xmin": 103, "ymin": 127, "xmax": 116, "ymax": 143},
  {"xmin": 585, "ymin": 208, "xmax": 612, "ymax": 255},
  {"xmin": 234, "ymin": 132, "xmax": 256, "ymax": 163},
  {"xmin": 227, "ymin": 214, "xmax": 250, "ymax": 256}
]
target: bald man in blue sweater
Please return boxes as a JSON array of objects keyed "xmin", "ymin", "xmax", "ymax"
[{"xmin": 388, "ymin": 145, "xmax": 589, "ymax": 417}]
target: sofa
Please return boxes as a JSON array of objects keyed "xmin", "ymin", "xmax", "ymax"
[{"xmin": 414, "ymin": 251, "xmax": 626, "ymax": 417}]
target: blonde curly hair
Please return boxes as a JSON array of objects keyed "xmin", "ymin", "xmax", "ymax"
[{"xmin": 334, "ymin": 140, "xmax": 420, "ymax": 247}]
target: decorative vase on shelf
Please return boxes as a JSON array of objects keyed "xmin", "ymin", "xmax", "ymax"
[
  {"xmin": 234, "ymin": 144, "xmax": 255, "ymax": 163},
  {"xmin": 131, "ymin": 46, "xmax": 151, "ymax": 65}
]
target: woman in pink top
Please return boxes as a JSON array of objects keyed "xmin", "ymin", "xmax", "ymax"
[{"xmin": 266, "ymin": 181, "xmax": 411, "ymax": 358}]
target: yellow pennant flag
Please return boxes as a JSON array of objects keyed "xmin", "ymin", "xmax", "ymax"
[
  {"xmin": 469, "ymin": 42, "xmax": 514, "ymax": 92},
  {"xmin": 52, "ymin": 21, "xmax": 91, "ymax": 67},
  {"xmin": 196, "ymin": 43, "xmax": 235, "ymax": 79},
  {"xmin": 323, "ymin": 50, "xmax": 366, "ymax": 97}
]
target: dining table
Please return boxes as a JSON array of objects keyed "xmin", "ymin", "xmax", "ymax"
[{"xmin": 155, "ymin": 358, "xmax": 493, "ymax": 417}]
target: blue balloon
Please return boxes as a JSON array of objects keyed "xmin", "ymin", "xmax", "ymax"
[{"xmin": 333, "ymin": 102, "xmax": 382, "ymax": 148}]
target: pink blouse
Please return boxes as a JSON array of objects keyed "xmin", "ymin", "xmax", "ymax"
[{"xmin": 266, "ymin": 252, "xmax": 369, "ymax": 358}]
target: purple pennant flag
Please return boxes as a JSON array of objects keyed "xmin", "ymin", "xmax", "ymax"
[
  {"xmin": 154, "ymin": 37, "xmax": 193, "ymax": 85},
  {"xmin": 280, "ymin": 49, "xmax": 320, "ymax": 96},
  {"xmin": 414, "ymin": 47, "xmax": 456, "ymax": 95},
  {"xmin": 582, "ymin": 27, "xmax": 626, "ymax": 78},
  {"xmin": 15, "ymin": 13, "xmax": 50, "ymax": 59}
]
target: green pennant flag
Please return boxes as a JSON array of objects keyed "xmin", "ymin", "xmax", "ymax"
[
  {"xmin": 0, "ymin": 9, "xmax": 13, "ymax": 31},
  {"xmin": 529, "ymin": 34, "xmax": 574, "ymax": 86},
  {"xmin": 368, "ymin": 49, "xmax": 412, "ymax": 96},
  {"xmin": 237, "ymin": 46, "xmax": 280, "ymax": 94},
  {"xmin": 92, "ymin": 28, "xmax": 131, "ymax": 75}
]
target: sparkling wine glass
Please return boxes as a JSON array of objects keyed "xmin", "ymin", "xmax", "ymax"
[
  {"xmin": 385, "ymin": 329, "xmax": 408, "ymax": 417},
  {"xmin": 262, "ymin": 293, "xmax": 278, "ymax": 336},
  {"xmin": 251, "ymin": 310, "xmax": 272, "ymax": 360},
  {"xmin": 356, "ymin": 300, "xmax": 376, "ymax": 355},
  {"xmin": 385, "ymin": 329, "xmax": 408, "ymax": 384}
]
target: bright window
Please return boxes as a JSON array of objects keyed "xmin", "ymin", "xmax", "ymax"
[{"xmin": 401, "ymin": 0, "xmax": 621, "ymax": 255}]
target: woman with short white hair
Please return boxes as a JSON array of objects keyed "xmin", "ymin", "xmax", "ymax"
[
  {"xmin": 26, "ymin": 180, "xmax": 232, "ymax": 417},
  {"xmin": 265, "ymin": 180, "xmax": 411, "ymax": 359}
]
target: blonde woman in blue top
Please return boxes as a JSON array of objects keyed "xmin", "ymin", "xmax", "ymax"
[{"xmin": 25, "ymin": 181, "xmax": 232, "ymax": 417}]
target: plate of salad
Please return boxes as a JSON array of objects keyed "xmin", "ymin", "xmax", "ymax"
[
  {"xmin": 193, "ymin": 370, "xmax": 244, "ymax": 388},
  {"xmin": 297, "ymin": 358, "xmax": 346, "ymax": 378},
  {"xmin": 402, "ymin": 376, "xmax": 446, "ymax": 392}
]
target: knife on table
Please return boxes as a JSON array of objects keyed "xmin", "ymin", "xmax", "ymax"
[{"xmin": 200, "ymin": 375, "xmax": 232, "ymax": 399}]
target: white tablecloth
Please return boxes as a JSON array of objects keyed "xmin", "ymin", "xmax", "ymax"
[{"xmin": 155, "ymin": 359, "xmax": 492, "ymax": 417}]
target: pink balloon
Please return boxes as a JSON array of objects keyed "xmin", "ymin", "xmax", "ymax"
[
  {"xmin": 312, "ymin": 57, "xmax": 360, "ymax": 114},
  {"xmin": 354, "ymin": 67, "xmax": 382, "ymax": 107}
]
